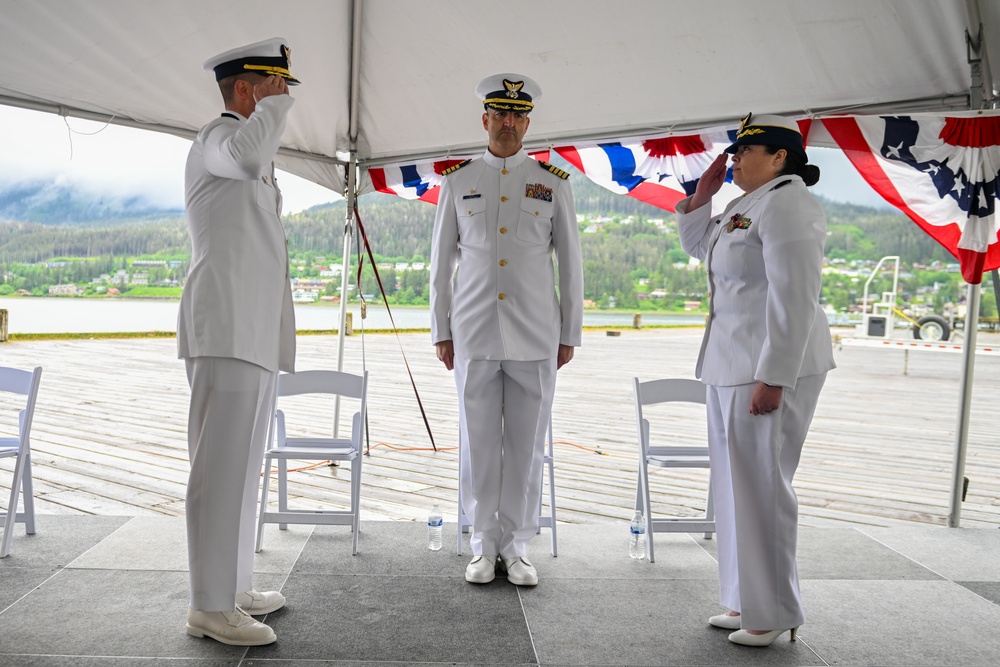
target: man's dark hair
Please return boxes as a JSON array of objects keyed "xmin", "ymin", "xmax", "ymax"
[{"xmin": 218, "ymin": 72, "xmax": 265, "ymax": 106}]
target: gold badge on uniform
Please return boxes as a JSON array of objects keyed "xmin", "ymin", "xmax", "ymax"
[
  {"xmin": 525, "ymin": 183, "xmax": 553, "ymax": 202},
  {"xmin": 726, "ymin": 213, "xmax": 752, "ymax": 232}
]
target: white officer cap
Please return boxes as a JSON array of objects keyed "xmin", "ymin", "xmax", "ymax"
[
  {"xmin": 725, "ymin": 112, "xmax": 807, "ymax": 162},
  {"xmin": 475, "ymin": 73, "xmax": 541, "ymax": 113},
  {"xmin": 203, "ymin": 37, "xmax": 300, "ymax": 85}
]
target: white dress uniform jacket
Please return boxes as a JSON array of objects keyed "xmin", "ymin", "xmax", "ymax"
[
  {"xmin": 676, "ymin": 175, "xmax": 835, "ymax": 389},
  {"xmin": 177, "ymin": 95, "xmax": 296, "ymax": 373},
  {"xmin": 430, "ymin": 149, "xmax": 583, "ymax": 360}
]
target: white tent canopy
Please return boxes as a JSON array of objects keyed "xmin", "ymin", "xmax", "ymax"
[
  {"xmin": 2, "ymin": 0, "xmax": 998, "ymax": 526},
  {"xmin": 2, "ymin": 0, "xmax": 997, "ymax": 192}
]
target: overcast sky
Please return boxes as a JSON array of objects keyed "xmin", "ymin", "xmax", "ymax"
[
  {"xmin": 0, "ymin": 105, "xmax": 336, "ymax": 213},
  {"xmin": 0, "ymin": 105, "xmax": 891, "ymax": 213}
]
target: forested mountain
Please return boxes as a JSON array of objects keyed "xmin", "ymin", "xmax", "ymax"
[
  {"xmin": 288, "ymin": 172, "xmax": 941, "ymax": 257},
  {"xmin": 0, "ymin": 219, "xmax": 190, "ymax": 264},
  {"xmin": 0, "ymin": 169, "xmax": 967, "ymax": 308},
  {"xmin": 292, "ymin": 177, "xmax": 953, "ymax": 267},
  {"xmin": 0, "ymin": 181, "xmax": 950, "ymax": 268},
  {"xmin": 286, "ymin": 167, "xmax": 677, "ymax": 261},
  {"xmin": 822, "ymin": 200, "xmax": 954, "ymax": 265}
]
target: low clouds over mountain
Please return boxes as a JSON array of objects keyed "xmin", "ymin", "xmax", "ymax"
[{"xmin": 0, "ymin": 180, "xmax": 183, "ymax": 226}]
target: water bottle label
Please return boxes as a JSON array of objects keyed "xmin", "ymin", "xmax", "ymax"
[{"xmin": 429, "ymin": 518, "xmax": 443, "ymax": 527}]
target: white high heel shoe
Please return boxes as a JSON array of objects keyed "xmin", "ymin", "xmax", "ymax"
[
  {"xmin": 708, "ymin": 613, "xmax": 741, "ymax": 630},
  {"xmin": 728, "ymin": 627, "xmax": 797, "ymax": 646}
]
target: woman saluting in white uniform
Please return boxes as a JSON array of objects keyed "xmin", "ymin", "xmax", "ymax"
[{"xmin": 675, "ymin": 113, "xmax": 836, "ymax": 647}]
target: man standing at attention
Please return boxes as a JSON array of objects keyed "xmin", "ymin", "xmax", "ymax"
[
  {"xmin": 430, "ymin": 73, "xmax": 583, "ymax": 586},
  {"xmin": 178, "ymin": 37, "xmax": 299, "ymax": 646}
]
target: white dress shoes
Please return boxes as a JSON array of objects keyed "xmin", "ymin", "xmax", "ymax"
[
  {"xmin": 501, "ymin": 556, "xmax": 538, "ymax": 586},
  {"xmin": 728, "ymin": 627, "xmax": 798, "ymax": 646},
  {"xmin": 465, "ymin": 555, "xmax": 497, "ymax": 583},
  {"xmin": 708, "ymin": 612, "xmax": 742, "ymax": 630},
  {"xmin": 186, "ymin": 607, "xmax": 276, "ymax": 646},
  {"xmin": 237, "ymin": 589, "xmax": 286, "ymax": 615}
]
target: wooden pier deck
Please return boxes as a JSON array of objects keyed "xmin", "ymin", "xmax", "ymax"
[{"xmin": 2, "ymin": 326, "xmax": 999, "ymax": 528}]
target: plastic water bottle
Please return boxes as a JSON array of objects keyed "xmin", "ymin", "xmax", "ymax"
[
  {"xmin": 427, "ymin": 504, "xmax": 443, "ymax": 551},
  {"xmin": 629, "ymin": 510, "xmax": 646, "ymax": 559}
]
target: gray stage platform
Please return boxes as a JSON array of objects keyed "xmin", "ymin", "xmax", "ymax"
[{"xmin": 1, "ymin": 517, "xmax": 998, "ymax": 666}]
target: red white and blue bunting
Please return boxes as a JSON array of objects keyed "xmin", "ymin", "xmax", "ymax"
[
  {"xmin": 368, "ymin": 151, "xmax": 550, "ymax": 204},
  {"xmin": 824, "ymin": 113, "xmax": 1000, "ymax": 284},
  {"xmin": 554, "ymin": 127, "xmax": 748, "ymax": 216},
  {"xmin": 364, "ymin": 114, "xmax": 1000, "ymax": 284}
]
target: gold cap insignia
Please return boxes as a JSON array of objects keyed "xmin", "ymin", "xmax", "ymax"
[{"xmin": 504, "ymin": 79, "xmax": 524, "ymax": 99}]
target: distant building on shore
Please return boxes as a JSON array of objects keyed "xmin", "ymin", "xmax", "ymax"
[{"xmin": 48, "ymin": 284, "xmax": 80, "ymax": 296}]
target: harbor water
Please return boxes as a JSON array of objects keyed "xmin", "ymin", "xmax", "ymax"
[{"xmin": 0, "ymin": 297, "xmax": 705, "ymax": 335}]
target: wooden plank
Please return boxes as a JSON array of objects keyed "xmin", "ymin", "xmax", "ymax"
[{"xmin": 3, "ymin": 328, "xmax": 1000, "ymax": 529}]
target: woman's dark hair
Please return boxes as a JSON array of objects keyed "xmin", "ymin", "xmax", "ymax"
[{"xmin": 764, "ymin": 146, "xmax": 821, "ymax": 187}]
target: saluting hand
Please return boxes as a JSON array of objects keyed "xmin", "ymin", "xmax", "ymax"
[
  {"xmin": 254, "ymin": 75, "xmax": 289, "ymax": 103},
  {"xmin": 688, "ymin": 153, "xmax": 729, "ymax": 211}
]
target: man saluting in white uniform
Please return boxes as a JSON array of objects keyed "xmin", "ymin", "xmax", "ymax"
[
  {"xmin": 178, "ymin": 37, "xmax": 299, "ymax": 646},
  {"xmin": 430, "ymin": 73, "xmax": 584, "ymax": 587}
]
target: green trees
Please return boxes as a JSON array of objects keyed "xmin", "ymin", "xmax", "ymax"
[{"xmin": 0, "ymin": 179, "xmax": 990, "ymax": 315}]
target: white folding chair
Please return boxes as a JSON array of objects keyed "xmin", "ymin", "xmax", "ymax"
[
  {"xmin": 457, "ymin": 417, "xmax": 558, "ymax": 557},
  {"xmin": 1, "ymin": 365, "xmax": 42, "ymax": 558},
  {"xmin": 633, "ymin": 377, "xmax": 715, "ymax": 563},
  {"xmin": 255, "ymin": 369, "xmax": 368, "ymax": 555}
]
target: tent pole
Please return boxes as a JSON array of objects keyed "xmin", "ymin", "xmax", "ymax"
[
  {"xmin": 332, "ymin": 154, "xmax": 358, "ymax": 438},
  {"xmin": 948, "ymin": 6, "xmax": 993, "ymax": 527},
  {"xmin": 348, "ymin": 0, "xmax": 363, "ymax": 143},
  {"xmin": 964, "ymin": 0, "xmax": 995, "ymax": 107},
  {"xmin": 948, "ymin": 282, "xmax": 981, "ymax": 527},
  {"xmin": 332, "ymin": 0, "xmax": 364, "ymax": 437}
]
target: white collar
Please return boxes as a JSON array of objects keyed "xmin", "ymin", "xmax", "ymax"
[{"xmin": 482, "ymin": 147, "xmax": 527, "ymax": 170}]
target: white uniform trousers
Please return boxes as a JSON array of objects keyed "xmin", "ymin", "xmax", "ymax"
[
  {"xmin": 185, "ymin": 356, "xmax": 277, "ymax": 611},
  {"xmin": 706, "ymin": 372, "xmax": 826, "ymax": 631},
  {"xmin": 455, "ymin": 356, "xmax": 556, "ymax": 559}
]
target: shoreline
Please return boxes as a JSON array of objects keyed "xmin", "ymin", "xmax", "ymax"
[
  {"xmin": 0, "ymin": 294, "xmax": 710, "ymax": 316},
  {"xmin": 3, "ymin": 323, "xmax": 707, "ymax": 342},
  {"xmin": 9, "ymin": 324, "xmax": 998, "ymax": 343}
]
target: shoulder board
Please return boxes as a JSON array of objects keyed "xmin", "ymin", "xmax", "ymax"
[
  {"xmin": 770, "ymin": 179, "xmax": 793, "ymax": 191},
  {"xmin": 537, "ymin": 161, "xmax": 570, "ymax": 180},
  {"xmin": 441, "ymin": 159, "xmax": 472, "ymax": 176}
]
